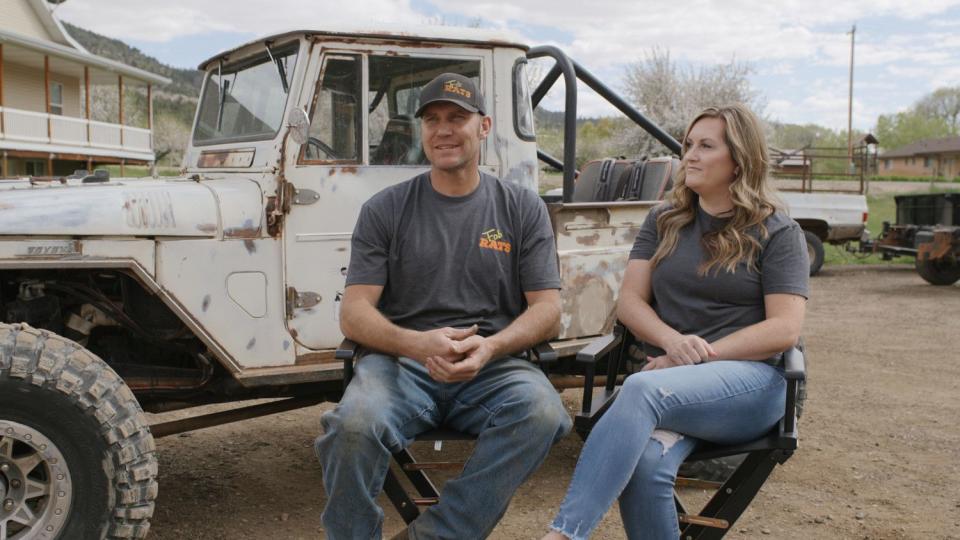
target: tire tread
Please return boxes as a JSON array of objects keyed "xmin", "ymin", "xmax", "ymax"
[{"xmin": 0, "ymin": 322, "xmax": 157, "ymax": 539}]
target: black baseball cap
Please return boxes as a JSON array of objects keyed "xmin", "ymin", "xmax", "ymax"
[{"xmin": 414, "ymin": 73, "xmax": 486, "ymax": 117}]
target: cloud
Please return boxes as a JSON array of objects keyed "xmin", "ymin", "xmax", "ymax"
[
  {"xmin": 55, "ymin": 0, "xmax": 425, "ymax": 42},
  {"xmin": 52, "ymin": 0, "xmax": 960, "ymax": 131},
  {"xmin": 768, "ymin": 79, "xmax": 881, "ymax": 129}
]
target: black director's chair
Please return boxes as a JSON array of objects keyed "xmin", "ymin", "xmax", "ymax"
[
  {"xmin": 334, "ymin": 339, "xmax": 558, "ymax": 524},
  {"xmin": 574, "ymin": 324, "xmax": 806, "ymax": 539}
]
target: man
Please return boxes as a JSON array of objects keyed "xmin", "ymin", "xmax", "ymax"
[{"xmin": 315, "ymin": 73, "xmax": 572, "ymax": 540}]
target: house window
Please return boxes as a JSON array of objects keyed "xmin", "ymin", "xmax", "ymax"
[
  {"xmin": 49, "ymin": 82, "xmax": 63, "ymax": 115},
  {"xmin": 24, "ymin": 160, "xmax": 46, "ymax": 176},
  {"xmin": 884, "ymin": 159, "xmax": 890, "ymax": 170},
  {"xmin": 924, "ymin": 157, "xmax": 932, "ymax": 168}
]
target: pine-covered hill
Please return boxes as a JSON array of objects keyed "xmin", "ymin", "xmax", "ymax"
[
  {"xmin": 63, "ymin": 22, "xmax": 202, "ymax": 98},
  {"xmin": 61, "ymin": 23, "xmax": 204, "ymax": 166}
]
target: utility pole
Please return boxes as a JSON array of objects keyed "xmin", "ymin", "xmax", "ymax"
[{"xmin": 847, "ymin": 24, "xmax": 856, "ymax": 173}]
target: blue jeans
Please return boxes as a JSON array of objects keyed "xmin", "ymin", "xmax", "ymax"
[
  {"xmin": 551, "ymin": 360, "xmax": 786, "ymax": 540},
  {"xmin": 316, "ymin": 353, "xmax": 572, "ymax": 540}
]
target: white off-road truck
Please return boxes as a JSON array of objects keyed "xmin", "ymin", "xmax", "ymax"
[{"xmin": 0, "ymin": 26, "xmax": 692, "ymax": 538}]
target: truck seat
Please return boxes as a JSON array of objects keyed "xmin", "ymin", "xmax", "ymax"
[
  {"xmin": 572, "ymin": 156, "xmax": 680, "ymax": 202},
  {"xmin": 371, "ymin": 115, "xmax": 426, "ymax": 165}
]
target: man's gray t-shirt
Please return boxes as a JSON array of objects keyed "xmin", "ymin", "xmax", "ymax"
[
  {"xmin": 347, "ymin": 172, "xmax": 560, "ymax": 336},
  {"xmin": 630, "ymin": 204, "xmax": 809, "ymax": 359}
]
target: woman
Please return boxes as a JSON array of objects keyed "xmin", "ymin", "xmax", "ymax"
[{"xmin": 543, "ymin": 104, "xmax": 809, "ymax": 540}]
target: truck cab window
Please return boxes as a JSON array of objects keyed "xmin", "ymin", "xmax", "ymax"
[
  {"xmin": 368, "ymin": 56, "xmax": 481, "ymax": 165},
  {"xmin": 193, "ymin": 45, "xmax": 298, "ymax": 145},
  {"xmin": 304, "ymin": 55, "xmax": 361, "ymax": 162}
]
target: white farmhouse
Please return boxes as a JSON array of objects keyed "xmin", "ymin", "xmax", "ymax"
[{"xmin": 0, "ymin": 0, "xmax": 170, "ymax": 177}]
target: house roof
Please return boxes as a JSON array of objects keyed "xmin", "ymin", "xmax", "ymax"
[
  {"xmin": 0, "ymin": 27, "xmax": 171, "ymax": 85},
  {"xmin": 858, "ymin": 133, "xmax": 879, "ymax": 145},
  {"xmin": 880, "ymin": 136, "xmax": 960, "ymax": 159}
]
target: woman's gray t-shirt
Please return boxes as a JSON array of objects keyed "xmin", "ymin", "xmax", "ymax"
[{"xmin": 629, "ymin": 204, "xmax": 809, "ymax": 358}]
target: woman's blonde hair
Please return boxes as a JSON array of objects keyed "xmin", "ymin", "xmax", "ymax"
[{"xmin": 650, "ymin": 104, "xmax": 781, "ymax": 275}]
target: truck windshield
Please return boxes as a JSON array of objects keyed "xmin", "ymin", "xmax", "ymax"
[{"xmin": 193, "ymin": 45, "xmax": 299, "ymax": 145}]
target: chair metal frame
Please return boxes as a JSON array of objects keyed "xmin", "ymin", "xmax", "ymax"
[
  {"xmin": 573, "ymin": 324, "xmax": 806, "ymax": 538},
  {"xmin": 334, "ymin": 338, "xmax": 558, "ymax": 525}
]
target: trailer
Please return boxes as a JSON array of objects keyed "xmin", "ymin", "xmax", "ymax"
[{"xmin": 867, "ymin": 192, "xmax": 960, "ymax": 285}]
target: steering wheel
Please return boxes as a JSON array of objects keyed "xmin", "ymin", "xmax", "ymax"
[{"xmin": 306, "ymin": 136, "xmax": 338, "ymax": 160}]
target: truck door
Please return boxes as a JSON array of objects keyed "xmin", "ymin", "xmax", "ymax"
[{"xmin": 281, "ymin": 44, "xmax": 493, "ymax": 350}]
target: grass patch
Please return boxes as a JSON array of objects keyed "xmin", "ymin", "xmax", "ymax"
[
  {"xmin": 870, "ymin": 175, "xmax": 960, "ymax": 183},
  {"xmin": 98, "ymin": 164, "xmax": 181, "ymax": 178}
]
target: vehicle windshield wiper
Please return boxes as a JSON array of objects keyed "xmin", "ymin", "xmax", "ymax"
[
  {"xmin": 265, "ymin": 42, "xmax": 289, "ymax": 93},
  {"xmin": 216, "ymin": 60, "xmax": 227, "ymax": 131}
]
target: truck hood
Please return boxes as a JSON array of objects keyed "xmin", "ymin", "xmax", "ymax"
[{"xmin": 0, "ymin": 177, "xmax": 262, "ymax": 238}]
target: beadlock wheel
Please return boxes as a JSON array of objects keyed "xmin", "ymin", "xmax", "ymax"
[{"xmin": 0, "ymin": 421, "xmax": 72, "ymax": 540}]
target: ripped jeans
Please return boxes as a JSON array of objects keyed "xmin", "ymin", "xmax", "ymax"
[
  {"xmin": 551, "ymin": 360, "xmax": 785, "ymax": 539},
  {"xmin": 316, "ymin": 353, "xmax": 571, "ymax": 540}
]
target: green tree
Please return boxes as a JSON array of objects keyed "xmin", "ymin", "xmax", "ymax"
[
  {"xmin": 874, "ymin": 110, "xmax": 950, "ymax": 151},
  {"xmin": 915, "ymin": 87, "xmax": 960, "ymax": 135}
]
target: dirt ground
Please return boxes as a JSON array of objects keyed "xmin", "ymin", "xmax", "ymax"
[{"xmin": 144, "ymin": 264, "xmax": 960, "ymax": 539}]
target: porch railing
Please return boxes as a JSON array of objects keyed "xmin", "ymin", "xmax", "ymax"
[{"xmin": 0, "ymin": 106, "xmax": 153, "ymax": 154}]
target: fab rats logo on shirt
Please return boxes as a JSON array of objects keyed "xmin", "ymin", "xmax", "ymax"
[{"xmin": 479, "ymin": 228, "xmax": 511, "ymax": 253}]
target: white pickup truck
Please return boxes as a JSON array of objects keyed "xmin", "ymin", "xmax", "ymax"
[{"xmin": 780, "ymin": 191, "xmax": 868, "ymax": 275}]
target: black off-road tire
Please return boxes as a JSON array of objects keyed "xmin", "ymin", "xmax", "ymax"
[
  {"xmin": 0, "ymin": 323, "xmax": 157, "ymax": 539},
  {"xmin": 915, "ymin": 256, "xmax": 960, "ymax": 285},
  {"xmin": 803, "ymin": 230, "xmax": 825, "ymax": 276}
]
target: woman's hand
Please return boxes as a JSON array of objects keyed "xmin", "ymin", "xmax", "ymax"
[
  {"xmin": 662, "ymin": 334, "xmax": 718, "ymax": 365},
  {"xmin": 641, "ymin": 351, "xmax": 712, "ymax": 371}
]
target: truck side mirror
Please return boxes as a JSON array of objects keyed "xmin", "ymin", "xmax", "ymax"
[{"xmin": 287, "ymin": 108, "xmax": 310, "ymax": 145}]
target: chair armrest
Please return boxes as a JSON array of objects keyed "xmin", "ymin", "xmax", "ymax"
[
  {"xmin": 782, "ymin": 346, "xmax": 806, "ymax": 381},
  {"xmin": 576, "ymin": 332, "xmax": 622, "ymax": 364},
  {"xmin": 531, "ymin": 341, "xmax": 558, "ymax": 363},
  {"xmin": 780, "ymin": 345, "xmax": 806, "ymax": 439},
  {"xmin": 336, "ymin": 338, "xmax": 359, "ymax": 360},
  {"xmin": 336, "ymin": 338, "xmax": 359, "ymax": 389}
]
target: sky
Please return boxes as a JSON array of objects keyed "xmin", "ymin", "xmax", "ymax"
[{"xmin": 53, "ymin": 0, "xmax": 960, "ymax": 132}]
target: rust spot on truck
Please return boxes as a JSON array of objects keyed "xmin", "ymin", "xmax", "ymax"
[
  {"xmin": 122, "ymin": 192, "xmax": 177, "ymax": 229},
  {"xmin": 560, "ymin": 256, "xmax": 619, "ymax": 339},
  {"xmin": 326, "ymin": 36, "xmax": 445, "ymax": 49},
  {"xmin": 338, "ymin": 166, "xmax": 359, "ymax": 174},
  {"xmin": 575, "ymin": 232, "xmax": 601, "ymax": 246},
  {"xmin": 295, "ymin": 351, "xmax": 338, "ymax": 365},
  {"xmin": 196, "ymin": 223, "xmax": 217, "ymax": 234},
  {"xmin": 224, "ymin": 218, "xmax": 260, "ymax": 239}
]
